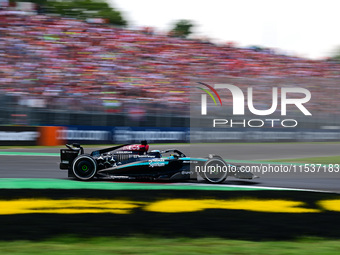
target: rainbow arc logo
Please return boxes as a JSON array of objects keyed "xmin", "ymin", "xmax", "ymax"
[{"xmin": 196, "ymin": 82, "xmax": 222, "ymax": 115}]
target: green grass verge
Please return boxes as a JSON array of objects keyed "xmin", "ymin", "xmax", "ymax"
[
  {"xmin": 1, "ymin": 237, "xmax": 340, "ymax": 255},
  {"xmin": 266, "ymin": 155, "xmax": 340, "ymax": 164},
  {"xmin": 0, "ymin": 178, "xmax": 268, "ymax": 191}
]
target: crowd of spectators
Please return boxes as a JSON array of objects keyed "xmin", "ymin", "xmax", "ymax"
[{"xmin": 1, "ymin": 10, "xmax": 340, "ymax": 118}]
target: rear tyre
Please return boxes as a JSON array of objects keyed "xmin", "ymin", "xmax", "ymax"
[
  {"xmin": 202, "ymin": 158, "xmax": 228, "ymax": 184},
  {"xmin": 72, "ymin": 155, "xmax": 97, "ymax": 181}
]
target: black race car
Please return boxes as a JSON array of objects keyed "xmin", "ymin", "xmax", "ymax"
[{"xmin": 60, "ymin": 141, "xmax": 256, "ymax": 184}]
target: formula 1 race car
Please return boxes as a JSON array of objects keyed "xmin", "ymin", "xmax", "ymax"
[{"xmin": 60, "ymin": 141, "xmax": 256, "ymax": 184}]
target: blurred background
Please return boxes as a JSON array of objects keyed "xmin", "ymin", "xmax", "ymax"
[{"xmin": 1, "ymin": 0, "xmax": 340, "ymax": 145}]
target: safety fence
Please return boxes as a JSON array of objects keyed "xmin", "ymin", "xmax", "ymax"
[{"xmin": 2, "ymin": 125, "xmax": 340, "ymax": 146}]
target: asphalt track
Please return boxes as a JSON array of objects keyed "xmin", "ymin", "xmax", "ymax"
[{"xmin": 1, "ymin": 143, "xmax": 340, "ymax": 192}]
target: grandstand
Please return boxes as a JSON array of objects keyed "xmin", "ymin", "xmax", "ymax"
[{"xmin": 0, "ymin": 9, "xmax": 340, "ymax": 127}]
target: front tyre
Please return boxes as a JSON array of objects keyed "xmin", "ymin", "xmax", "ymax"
[
  {"xmin": 202, "ymin": 158, "xmax": 228, "ymax": 184},
  {"xmin": 72, "ymin": 155, "xmax": 97, "ymax": 181}
]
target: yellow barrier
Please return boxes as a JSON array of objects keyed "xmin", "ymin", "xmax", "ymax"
[{"xmin": 0, "ymin": 198, "xmax": 330, "ymax": 215}]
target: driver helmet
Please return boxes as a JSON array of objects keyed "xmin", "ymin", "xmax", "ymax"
[{"xmin": 139, "ymin": 140, "xmax": 149, "ymax": 154}]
